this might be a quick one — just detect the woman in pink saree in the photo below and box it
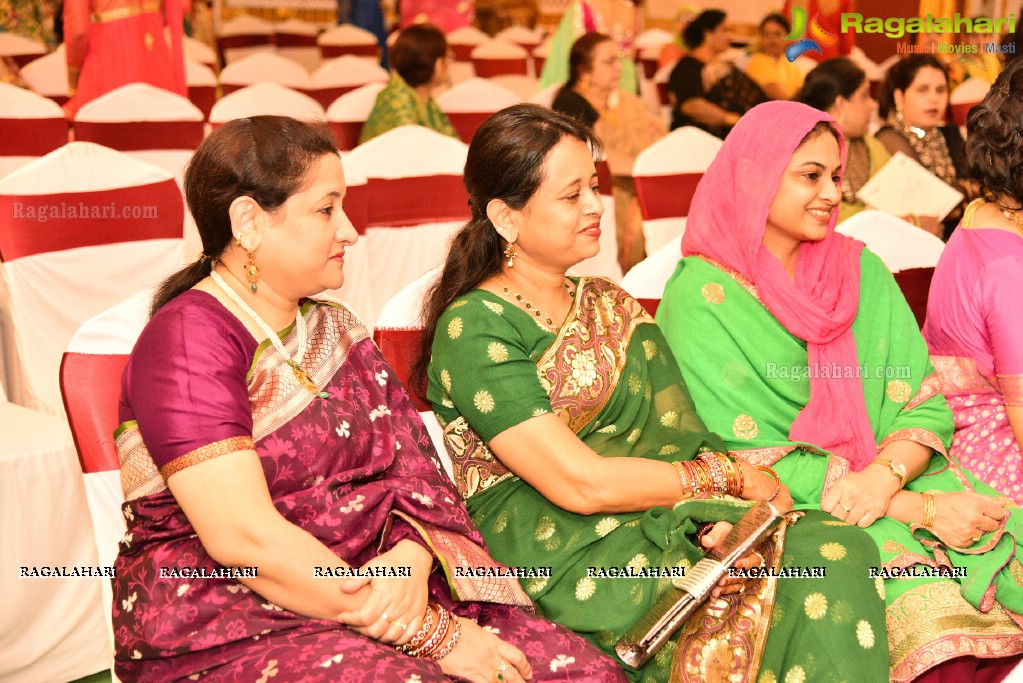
[111,116,625,683]
[924,59,1023,505]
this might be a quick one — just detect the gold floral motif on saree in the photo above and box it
[879,428,947,457]
[731,414,759,440]
[536,277,654,435]
[249,302,367,442]
[887,581,1023,682]
[886,380,913,403]
[695,256,764,306]
[444,416,515,500]
[671,513,801,682]
[701,282,725,304]
[906,372,943,411]
[931,355,999,395]
[382,510,533,609]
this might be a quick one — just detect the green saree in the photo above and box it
[428,276,889,683]
[658,251,1023,680]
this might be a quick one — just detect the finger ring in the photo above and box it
[382,612,408,630]
[494,661,510,681]
[841,504,851,514]
[971,536,981,544]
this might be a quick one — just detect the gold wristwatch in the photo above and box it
[872,458,907,488]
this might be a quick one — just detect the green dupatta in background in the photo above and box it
[659,251,1023,680]
[428,277,888,683]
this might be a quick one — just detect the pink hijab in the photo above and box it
[682,101,875,470]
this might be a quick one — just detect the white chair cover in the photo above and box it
[493,25,541,51]
[327,82,386,150]
[530,80,562,107]
[0,82,67,180]
[0,142,186,416]
[950,77,991,127]
[374,266,451,480]
[632,28,674,51]
[274,17,322,71]
[836,209,945,271]
[217,14,275,64]
[318,23,380,59]
[0,32,46,67]
[344,126,469,328]
[210,83,326,125]
[436,77,521,143]
[446,24,489,62]
[470,39,530,77]
[620,234,682,301]
[183,35,217,67]
[315,173,374,325]
[309,55,388,110]
[632,126,721,255]
[219,51,312,94]
[20,44,69,105]
[487,74,538,100]
[0,399,108,683]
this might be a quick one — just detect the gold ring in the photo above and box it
[971,535,981,544]
[382,612,408,630]
[495,661,510,681]
[841,504,851,514]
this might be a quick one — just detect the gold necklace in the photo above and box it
[501,277,575,329]
[994,198,1023,237]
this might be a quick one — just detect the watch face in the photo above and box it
[892,462,907,478]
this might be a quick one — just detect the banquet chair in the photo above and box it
[532,39,550,78]
[326,82,385,150]
[217,14,274,65]
[373,267,452,480]
[470,39,530,78]
[446,24,489,62]
[0,390,109,682]
[309,55,388,110]
[72,83,205,181]
[314,173,374,328]
[950,77,991,129]
[436,77,521,143]
[19,44,69,107]
[183,35,217,69]
[185,57,218,120]
[494,25,541,75]
[619,234,683,316]
[0,142,186,417]
[219,51,312,96]
[209,83,326,128]
[0,32,46,68]
[318,23,380,60]
[837,209,945,327]
[0,82,68,180]
[60,289,151,661]
[632,28,674,80]
[632,126,722,255]
[530,80,561,107]
[274,18,321,72]
[344,126,469,328]
[487,74,538,101]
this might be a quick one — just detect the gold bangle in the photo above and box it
[430,615,462,660]
[922,492,936,529]
[754,466,782,502]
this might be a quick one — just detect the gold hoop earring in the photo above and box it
[244,248,260,292]
[504,242,518,268]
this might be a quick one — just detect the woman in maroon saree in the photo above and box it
[111,116,624,683]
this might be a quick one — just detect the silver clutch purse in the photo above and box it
[614,500,784,669]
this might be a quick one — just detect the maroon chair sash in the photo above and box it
[320,44,378,59]
[596,160,612,195]
[0,179,184,260]
[217,33,271,64]
[329,120,364,152]
[11,53,45,68]
[73,120,205,151]
[445,111,491,144]
[273,33,318,48]
[60,352,129,473]
[534,55,546,74]
[656,81,669,106]
[354,175,470,229]
[471,58,528,77]
[373,328,429,411]
[950,102,977,128]
[637,298,660,317]
[638,56,658,80]
[343,181,369,234]
[310,85,359,109]
[450,43,475,62]
[892,267,935,329]
[0,117,68,156]
[188,85,216,120]
[633,172,704,220]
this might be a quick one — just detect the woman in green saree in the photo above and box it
[657,100,1023,681]
[411,103,890,683]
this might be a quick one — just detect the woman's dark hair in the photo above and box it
[566,32,613,88]
[684,9,726,49]
[877,54,949,118]
[410,104,603,400]
[759,12,789,34]
[798,119,841,148]
[798,57,867,112]
[391,23,447,87]
[150,116,338,316]
[966,57,1023,205]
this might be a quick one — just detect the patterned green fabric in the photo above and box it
[359,72,458,144]
[428,277,889,683]
[658,251,1023,680]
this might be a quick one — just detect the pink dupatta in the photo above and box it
[681,101,876,470]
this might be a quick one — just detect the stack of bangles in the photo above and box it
[396,603,462,660]
[921,492,936,529]
[671,454,782,502]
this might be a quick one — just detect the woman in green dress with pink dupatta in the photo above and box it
[657,100,1023,682]
[413,103,890,683]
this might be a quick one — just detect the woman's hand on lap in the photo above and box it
[821,469,899,527]
[438,618,532,682]
[929,491,1007,548]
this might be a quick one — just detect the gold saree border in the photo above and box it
[116,422,167,501]
[444,416,517,500]
[536,277,654,435]
[906,372,943,411]
[999,374,1023,407]
[383,510,533,609]
[161,436,255,479]
[887,581,1023,682]
[879,428,948,457]
[931,355,998,396]
[670,513,800,682]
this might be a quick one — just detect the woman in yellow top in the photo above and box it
[745,13,805,100]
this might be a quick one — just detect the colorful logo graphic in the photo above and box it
[785,7,839,61]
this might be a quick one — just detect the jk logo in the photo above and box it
[785,7,839,61]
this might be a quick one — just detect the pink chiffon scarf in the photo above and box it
[681,101,876,470]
